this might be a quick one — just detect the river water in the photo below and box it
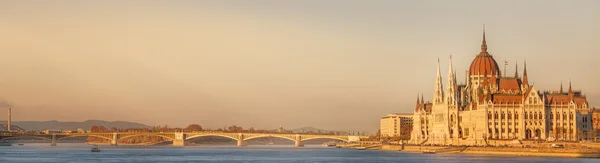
[0,143,597,163]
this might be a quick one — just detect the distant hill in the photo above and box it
[0,120,151,131]
[0,124,25,131]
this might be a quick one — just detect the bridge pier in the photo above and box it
[173,132,186,146]
[111,132,119,146]
[50,134,57,146]
[237,133,247,147]
[295,134,304,147]
[237,140,247,147]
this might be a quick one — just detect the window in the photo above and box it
[550,112,553,119]
[525,112,528,119]
[530,112,534,119]
[539,112,543,119]
[534,112,538,120]
[515,112,519,119]
[495,112,498,119]
[569,112,574,119]
[488,112,492,120]
[508,112,512,119]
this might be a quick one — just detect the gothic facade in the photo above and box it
[409,28,594,146]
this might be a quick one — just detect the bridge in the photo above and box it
[0,132,366,147]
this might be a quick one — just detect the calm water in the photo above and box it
[0,143,597,163]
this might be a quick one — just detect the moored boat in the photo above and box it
[0,140,12,146]
[91,145,101,152]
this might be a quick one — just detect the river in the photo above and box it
[0,143,596,163]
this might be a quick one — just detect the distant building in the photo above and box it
[380,113,413,140]
[76,128,86,133]
[43,130,61,134]
[276,125,285,133]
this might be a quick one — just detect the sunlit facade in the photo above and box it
[409,28,594,146]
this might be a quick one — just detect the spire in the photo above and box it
[560,82,563,94]
[434,58,444,104]
[446,55,457,105]
[465,69,470,86]
[421,94,425,104]
[417,94,420,104]
[522,61,529,86]
[480,24,488,53]
[568,80,573,94]
[514,61,519,78]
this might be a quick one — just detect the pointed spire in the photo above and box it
[446,55,457,105]
[522,61,529,86]
[465,69,470,86]
[560,82,563,94]
[568,80,573,94]
[514,61,519,78]
[434,58,444,104]
[421,94,425,104]
[480,24,488,53]
[417,94,420,104]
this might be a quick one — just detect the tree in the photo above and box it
[185,124,203,132]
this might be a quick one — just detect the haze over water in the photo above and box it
[0,144,597,163]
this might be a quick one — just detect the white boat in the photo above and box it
[322,141,337,147]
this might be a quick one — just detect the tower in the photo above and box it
[434,58,444,104]
[522,61,529,89]
[7,108,11,132]
[446,56,457,105]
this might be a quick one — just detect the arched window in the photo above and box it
[530,112,533,120]
[550,112,553,119]
[563,112,566,119]
[515,112,519,119]
[539,112,543,119]
[508,112,512,120]
[525,112,528,119]
[501,112,505,119]
[495,112,498,119]
[534,112,538,120]
[488,112,492,120]
[569,112,574,119]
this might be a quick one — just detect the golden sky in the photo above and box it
[0,0,598,132]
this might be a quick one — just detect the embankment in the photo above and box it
[381,145,600,158]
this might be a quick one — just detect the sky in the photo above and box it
[0,0,598,132]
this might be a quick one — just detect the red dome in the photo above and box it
[469,52,500,76]
[469,29,500,76]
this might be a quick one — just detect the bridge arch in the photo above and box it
[301,137,348,142]
[243,135,296,142]
[185,134,239,141]
[58,135,113,141]
[119,134,176,141]
[0,135,52,141]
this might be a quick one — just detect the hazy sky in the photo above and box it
[0,0,598,132]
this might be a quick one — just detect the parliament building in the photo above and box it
[409,28,594,146]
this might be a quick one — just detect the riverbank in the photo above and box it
[380,145,600,158]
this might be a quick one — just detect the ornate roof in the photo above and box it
[469,27,501,76]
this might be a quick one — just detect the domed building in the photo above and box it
[410,27,594,146]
